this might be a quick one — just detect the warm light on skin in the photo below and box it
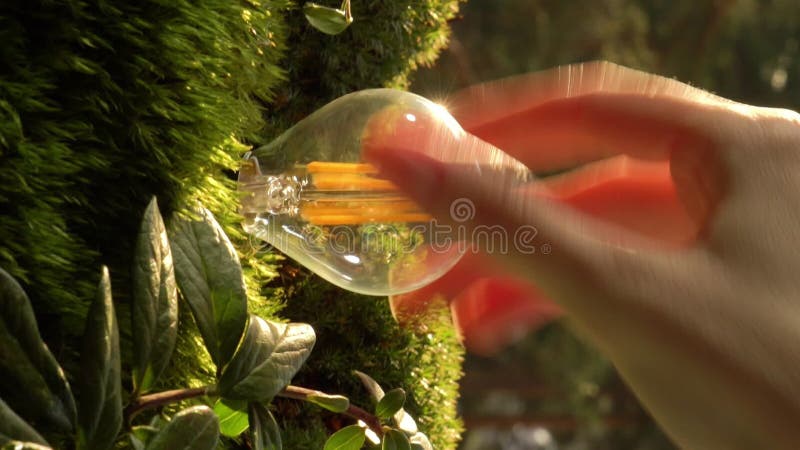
[373,62,800,449]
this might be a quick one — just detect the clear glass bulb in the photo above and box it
[238,89,531,296]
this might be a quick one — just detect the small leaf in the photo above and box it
[307,393,350,413]
[323,425,365,450]
[218,315,315,401]
[382,429,411,450]
[409,433,433,450]
[394,411,419,435]
[0,268,76,431]
[375,389,405,420]
[0,442,52,450]
[249,402,282,450]
[212,399,249,437]
[353,370,385,402]
[169,208,248,368]
[146,406,219,450]
[303,0,353,35]
[0,398,48,446]
[354,371,417,434]
[132,197,178,394]
[77,267,122,450]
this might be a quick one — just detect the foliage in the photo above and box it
[261,0,463,140]
[131,199,178,395]
[144,406,220,450]
[0,269,76,433]
[77,267,121,450]
[0,201,451,449]
[304,0,354,36]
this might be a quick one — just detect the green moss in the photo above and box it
[260,0,463,140]
[0,0,291,337]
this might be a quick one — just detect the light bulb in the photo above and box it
[238,89,531,296]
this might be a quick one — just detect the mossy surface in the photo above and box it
[0,0,292,339]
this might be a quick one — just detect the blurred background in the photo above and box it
[410,0,800,448]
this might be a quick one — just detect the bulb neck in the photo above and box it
[239,152,306,217]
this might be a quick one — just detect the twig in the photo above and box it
[278,385,384,438]
[125,386,213,421]
[124,383,383,439]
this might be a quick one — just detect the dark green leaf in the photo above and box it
[303,1,353,35]
[323,425,365,450]
[169,208,248,368]
[375,389,405,420]
[77,267,122,450]
[307,393,350,413]
[0,442,52,450]
[146,406,219,450]
[0,268,76,431]
[0,398,47,446]
[132,197,178,394]
[212,399,249,437]
[249,402,282,450]
[382,429,411,450]
[218,315,315,401]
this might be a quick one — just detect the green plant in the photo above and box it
[0,198,436,450]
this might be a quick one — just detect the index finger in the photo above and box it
[445,61,732,171]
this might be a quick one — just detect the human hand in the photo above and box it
[363,62,800,449]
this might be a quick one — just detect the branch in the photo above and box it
[125,386,213,421]
[278,385,383,438]
[123,383,384,439]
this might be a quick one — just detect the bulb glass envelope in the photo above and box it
[238,89,467,295]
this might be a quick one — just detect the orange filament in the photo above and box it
[303,213,433,226]
[311,173,398,191]
[300,162,431,225]
[306,161,379,174]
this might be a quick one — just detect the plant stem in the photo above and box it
[124,384,383,438]
[125,386,213,421]
[278,385,384,438]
